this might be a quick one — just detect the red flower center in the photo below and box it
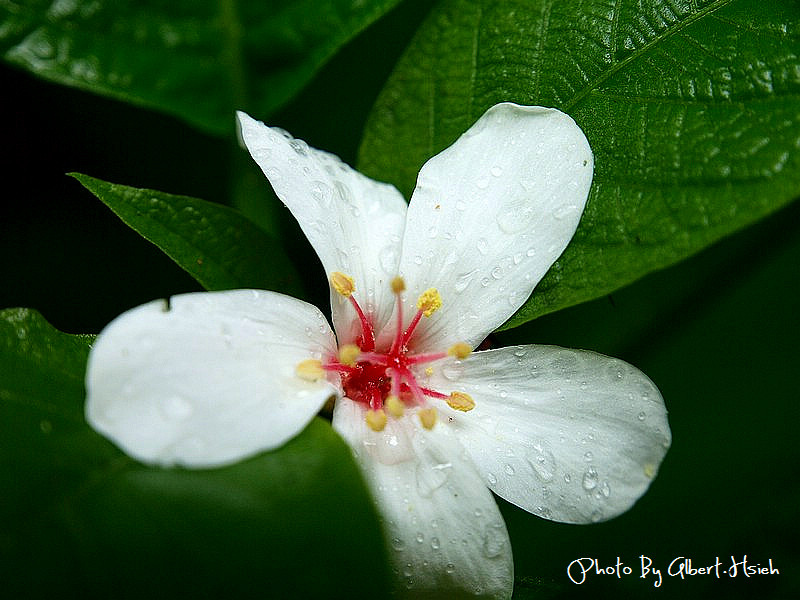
[296,273,475,431]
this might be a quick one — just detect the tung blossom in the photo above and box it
[86,103,671,598]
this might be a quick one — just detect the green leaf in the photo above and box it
[1,0,403,135]
[0,308,391,597]
[358,0,800,328]
[72,173,303,297]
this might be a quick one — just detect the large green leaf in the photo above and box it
[1,0,402,135]
[0,308,390,597]
[358,0,800,328]
[73,173,303,297]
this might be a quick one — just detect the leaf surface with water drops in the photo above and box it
[1,0,403,135]
[358,0,800,328]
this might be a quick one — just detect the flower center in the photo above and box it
[296,273,475,431]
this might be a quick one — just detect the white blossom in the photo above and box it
[86,103,670,598]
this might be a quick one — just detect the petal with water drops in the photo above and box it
[86,290,338,467]
[428,345,670,523]
[397,103,593,351]
[333,397,513,599]
[238,111,408,342]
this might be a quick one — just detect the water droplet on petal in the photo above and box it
[290,139,309,156]
[430,537,440,550]
[441,363,464,381]
[600,480,611,498]
[476,177,490,189]
[311,180,332,207]
[482,523,506,558]
[391,537,406,551]
[454,269,478,293]
[582,467,599,491]
[526,444,556,482]
[637,411,646,421]
[490,165,503,177]
[445,563,455,574]
[503,463,515,476]
[415,461,452,497]
[476,238,489,255]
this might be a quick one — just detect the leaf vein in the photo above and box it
[564,0,735,112]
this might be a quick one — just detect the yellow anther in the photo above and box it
[417,288,442,317]
[391,276,406,294]
[338,344,361,366]
[385,395,405,418]
[418,407,437,430]
[366,409,387,432]
[296,359,324,382]
[447,391,475,412]
[330,272,355,297]
[447,342,472,360]
[425,366,434,377]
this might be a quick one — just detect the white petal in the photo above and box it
[333,398,513,599]
[396,103,593,350]
[237,111,408,342]
[428,345,670,523]
[86,290,338,468]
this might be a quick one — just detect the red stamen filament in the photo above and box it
[397,366,428,405]
[390,291,405,354]
[420,386,448,400]
[407,351,448,365]
[348,295,375,351]
[322,363,357,375]
[401,310,424,348]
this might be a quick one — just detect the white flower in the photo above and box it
[86,103,670,599]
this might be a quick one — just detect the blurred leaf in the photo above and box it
[1,0,403,135]
[72,173,303,297]
[0,308,390,598]
[358,0,800,329]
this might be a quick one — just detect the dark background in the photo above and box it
[1,2,798,597]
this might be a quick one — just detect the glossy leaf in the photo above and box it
[72,173,303,296]
[1,0,402,135]
[0,308,390,598]
[358,0,800,328]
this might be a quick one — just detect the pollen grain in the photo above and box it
[330,272,356,297]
